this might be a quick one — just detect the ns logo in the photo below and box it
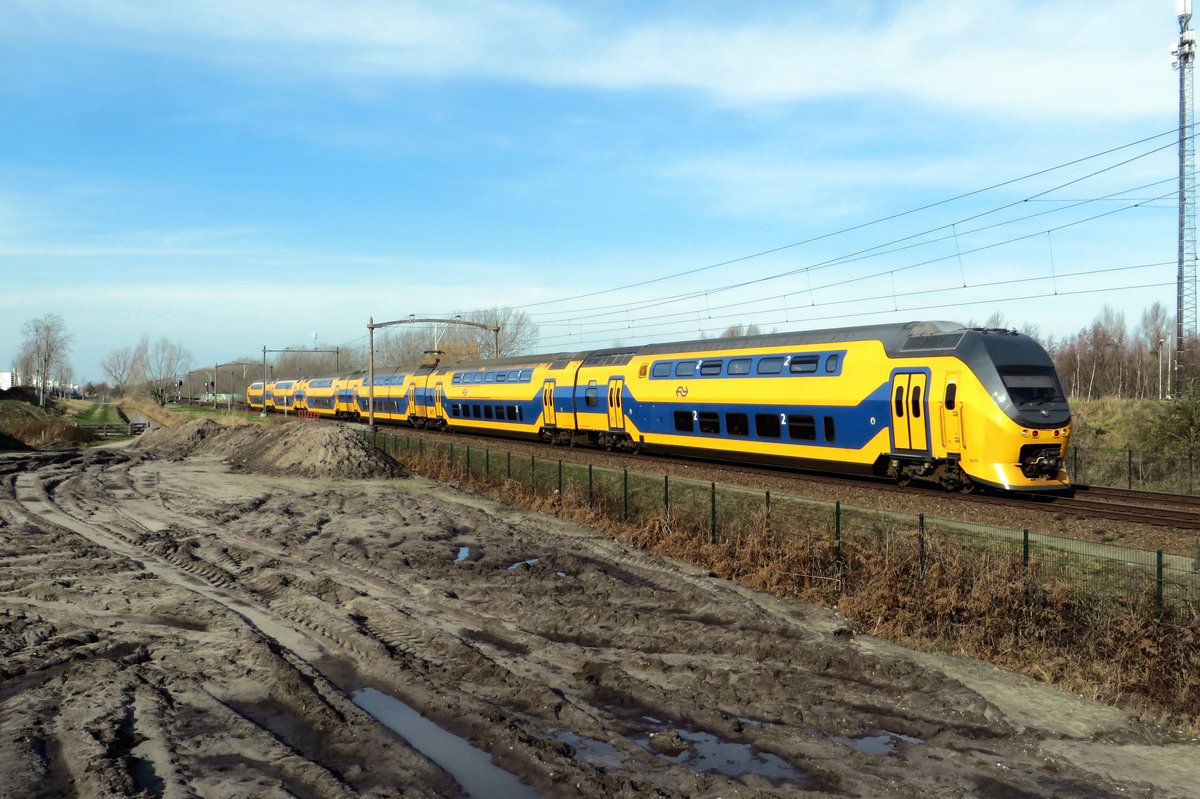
[675,386,689,398]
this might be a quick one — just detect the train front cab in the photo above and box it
[886,327,1070,492]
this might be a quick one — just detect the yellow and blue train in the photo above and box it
[247,321,1071,492]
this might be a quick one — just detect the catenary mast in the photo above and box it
[1173,0,1197,396]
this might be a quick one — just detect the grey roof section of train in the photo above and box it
[594,320,968,360]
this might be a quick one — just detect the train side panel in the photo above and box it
[616,341,893,474]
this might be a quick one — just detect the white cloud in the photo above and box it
[7,0,1171,120]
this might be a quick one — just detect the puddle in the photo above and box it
[352,688,539,799]
[455,547,470,562]
[554,731,624,768]
[609,703,812,785]
[508,558,539,570]
[840,730,926,755]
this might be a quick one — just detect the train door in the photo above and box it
[406,384,416,419]
[542,380,557,427]
[433,383,445,421]
[890,371,930,452]
[940,373,962,452]
[607,378,625,430]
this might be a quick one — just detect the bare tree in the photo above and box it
[720,323,764,338]
[101,343,146,397]
[19,314,72,406]
[458,308,539,358]
[141,337,192,407]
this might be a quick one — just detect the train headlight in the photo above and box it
[1032,430,1039,438]
[1021,430,1029,437]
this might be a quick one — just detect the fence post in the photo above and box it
[1128,447,1133,490]
[419,437,424,455]
[1022,529,1030,567]
[486,448,490,479]
[588,464,593,507]
[466,445,471,476]
[507,451,512,479]
[531,454,536,488]
[663,475,669,514]
[834,500,842,569]
[558,459,563,496]
[623,469,629,521]
[710,482,717,544]
[1156,549,1164,617]
[918,513,926,577]
[765,489,770,519]
[449,442,454,467]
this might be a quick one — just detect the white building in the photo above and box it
[0,372,12,392]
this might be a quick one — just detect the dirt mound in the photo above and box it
[135,418,406,479]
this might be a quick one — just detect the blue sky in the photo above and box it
[0,0,1187,382]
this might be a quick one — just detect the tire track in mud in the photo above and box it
[1,453,467,799]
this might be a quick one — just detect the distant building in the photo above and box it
[0,372,11,392]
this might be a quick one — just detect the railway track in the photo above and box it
[228,409,1200,533]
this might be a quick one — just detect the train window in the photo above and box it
[639,364,648,378]
[825,354,840,373]
[700,360,723,376]
[487,372,498,382]
[945,383,957,410]
[787,415,817,441]
[675,361,697,377]
[698,411,720,434]
[911,386,922,418]
[790,355,819,374]
[725,412,750,436]
[652,362,672,378]
[507,406,518,421]
[824,416,836,442]
[585,387,599,407]
[495,404,505,418]
[757,356,784,375]
[727,359,751,375]
[520,369,533,382]
[484,406,493,419]
[450,403,459,416]
[496,372,507,383]
[755,413,782,438]
[516,406,524,420]
[894,386,905,417]
[452,375,460,384]
[509,370,520,381]
[997,365,1066,406]
[472,404,482,418]
[674,411,694,432]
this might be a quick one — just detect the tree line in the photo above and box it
[9,309,538,408]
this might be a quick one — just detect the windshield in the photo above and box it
[997,366,1066,406]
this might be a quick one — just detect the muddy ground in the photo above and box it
[0,420,1196,798]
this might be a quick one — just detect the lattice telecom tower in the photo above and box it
[1173,0,1197,393]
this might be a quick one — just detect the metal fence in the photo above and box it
[1069,446,1198,494]
[365,429,1200,618]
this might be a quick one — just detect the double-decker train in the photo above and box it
[247,321,1071,492]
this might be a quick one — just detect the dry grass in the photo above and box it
[389,435,1200,726]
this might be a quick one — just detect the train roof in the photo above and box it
[625,321,968,358]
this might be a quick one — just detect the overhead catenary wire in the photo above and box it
[460,126,1185,318]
